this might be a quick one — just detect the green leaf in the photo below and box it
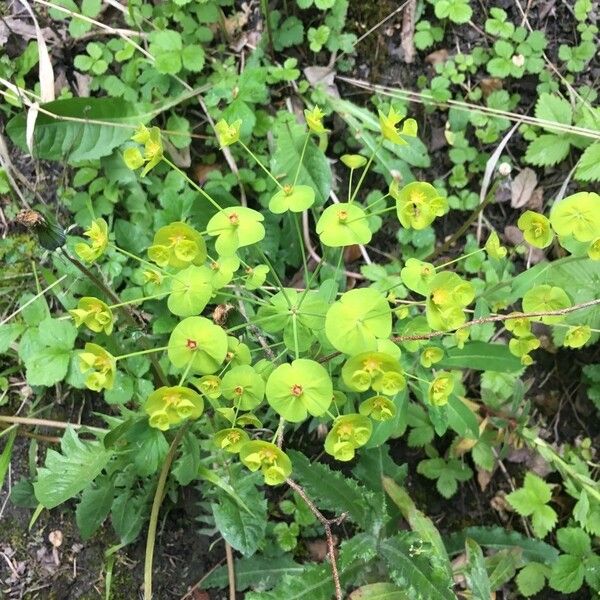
[348,583,408,599]
[111,490,146,544]
[0,430,17,492]
[465,539,492,600]
[575,142,600,182]
[439,342,522,372]
[535,93,572,129]
[0,324,25,353]
[34,427,113,508]
[181,44,205,72]
[76,478,114,539]
[203,555,304,591]
[556,527,591,557]
[7,97,148,162]
[446,394,479,439]
[211,474,267,556]
[549,555,585,593]
[516,562,548,597]
[271,119,331,204]
[167,265,213,317]
[288,450,374,528]
[417,458,472,499]
[525,134,570,166]
[445,526,560,563]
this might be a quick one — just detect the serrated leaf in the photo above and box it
[288,450,373,528]
[211,474,267,556]
[549,555,585,593]
[34,427,113,508]
[465,539,492,600]
[76,478,114,539]
[439,342,523,373]
[348,583,407,599]
[516,562,548,597]
[575,142,600,182]
[446,395,479,439]
[6,97,149,162]
[525,134,570,166]
[535,93,572,129]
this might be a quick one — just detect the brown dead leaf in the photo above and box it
[343,244,362,264]
[527,186,544,210]
[490,490,510,521]
[193,163,219,185]
[425,49,449,65]
[511,168,538,208]
[304,66,339,98]
[477,468,492,491]
[507,446,552,477]
[190,591,210,600]
[306,538,329,562]
[224,6,250,38]
[480,77,503,97]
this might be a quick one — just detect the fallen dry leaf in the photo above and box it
[425,49,449,65]
[48,531,62,548]
[477,468,493,491]
[527,186,544,211]
[304,66,339,98]
[511,167,538,208]
[480,77,503,97]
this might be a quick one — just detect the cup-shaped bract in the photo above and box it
[167,265,213,317]
[148,221,207,270]
[316,203,372,247]
[428,371,454,406]
[222,365,265,411]
[240,440,292,485]
[359,395,396,421]
[550,192,600,243]
[269,185,315,214]
[69,297,114,335]
[78,343,116,391]
[517,211,554,249]
[401,258,436,296]
[207,207,265,256]
[324,414,372,461]
[392,181,447,230]
[214,428,250,453]
[75,218,109,264]
[145,385,204,430]
[266,359,333,422]
[522,284,571,324]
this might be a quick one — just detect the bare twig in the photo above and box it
[224,542,236,600]
[0,414,106,433]
[286,478,346,600]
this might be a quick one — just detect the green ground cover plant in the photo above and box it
[0,0,599,598]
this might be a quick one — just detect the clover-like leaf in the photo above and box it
[168,316,228,374]
[221,365,265,411]
[239,440,292,485]
[401,257,436,296]
[392,181,447,230]
[325,288,392,355]
[269,184,315,214]
[550,192,600,243]
[167,265,213,317]
[265,359,333,422]
[324,414,372,461]
[522,285,571,324]
[316,202,372,247]
[518,211,554,249]
[207,207,265,256]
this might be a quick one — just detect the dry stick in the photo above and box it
[144,424,189,600]
[0,414,106,433]
[224,542,236,600]
[286,478,346,600]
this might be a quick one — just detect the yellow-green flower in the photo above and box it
[392,181,447,230]
[215,119,241,147]
[192,375,222,399]
[145,386,204,430]
[340,154,367,169]
[550,192,600,242]
[304,105,327,134]
[147,221,207,269]
[564,325,591,349]
[214,428,250,453]
[324,414,372,461]
[341,352,405,395]
[588,238,600,260]
[420,346,444,368]
[426,271,475,331]
[505,314,532,338]
[240,440,292,485]
[75,218,109,264]
[428,371,454,406]
[123,147,145,170]
[517,210,553,249]
[359,395,396,421]
[485,231,507,259]
[378,107,417,144]
[509,336,540,363]
[69,297,114,335]
[78,343,116,391]
[127,125,163,176]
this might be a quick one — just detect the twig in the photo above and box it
[286,478,346,600]
[0,414,106,433]
[144,424,189,600]
[224,542,236,600]
[235,287,275,360]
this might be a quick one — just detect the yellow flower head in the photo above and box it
[75,218,109,264]
[304,106,327,134]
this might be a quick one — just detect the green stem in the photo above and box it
[116,346,169,361]
[293,133,310,187]
[109,292,169,309]
[178,354,196,386]
[257,249,291,307]
[292,314,300,360]
[349,139,382,203]
[144,424,189,600]
[238,141,284,190]
[347,168,354,203]
[162,157,223,211]
[435,247,485,270]
[292,213,308,286]
[111,245,170,275]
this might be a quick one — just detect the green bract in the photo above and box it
[147,221,207,269]
[225,337,252,367]
[588,238,600,260]
[75,218,109,263]
[392,181,447,230]
[359,395,396,421]
[304,105,327,134]
[509,336,540,365]
[128,125,163,176]
[269,184,315,214]
[522,285,572,324]
[239,440,292,485]
[206,207,265,256]
[341,352,405,395]
[518,210,554,248]
[401,257,436,296]
[221,365,265,411]
[426,272,475,331]
[78,343,116,391]
[210,256,240,288]
[505,314,532,338]
[563,325,591,349]
[420,346,444,368]
[192,375,221,399]
[145,386,203,430]
[168,265,213,317]
[69,297,114,335]
[316,203,372,247]
[265,359,333,422]
[325,288,392,355]
[378,107,417,144]
[214,428,249,453]
[428,371,454,406]
[324,414,372,461]
[550,192,600,242]
[340,154,367,169]
[167,316,228,374]
[244,264,269,290]
[215,119,241,147]
[485,231,508,259]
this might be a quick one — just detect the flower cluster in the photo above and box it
[342,352,406,396]
[69,297,114,335]
[123,125,163,176]
[75,218,109,264]
[145,386,204,431]
[78,343,116,391]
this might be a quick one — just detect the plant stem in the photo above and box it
[292,213,308,285]
[0,414,107,434]
[293,133,310,187]
[349,139,381,203]
[238,141,284,190]
[111,245,170,275]
[162,157,223,211]
[116,346,169,361]
[435,247,485,270]
[109,291,169,309]
[144,424,189,600]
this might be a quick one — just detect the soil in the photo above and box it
[1,1,599,599]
